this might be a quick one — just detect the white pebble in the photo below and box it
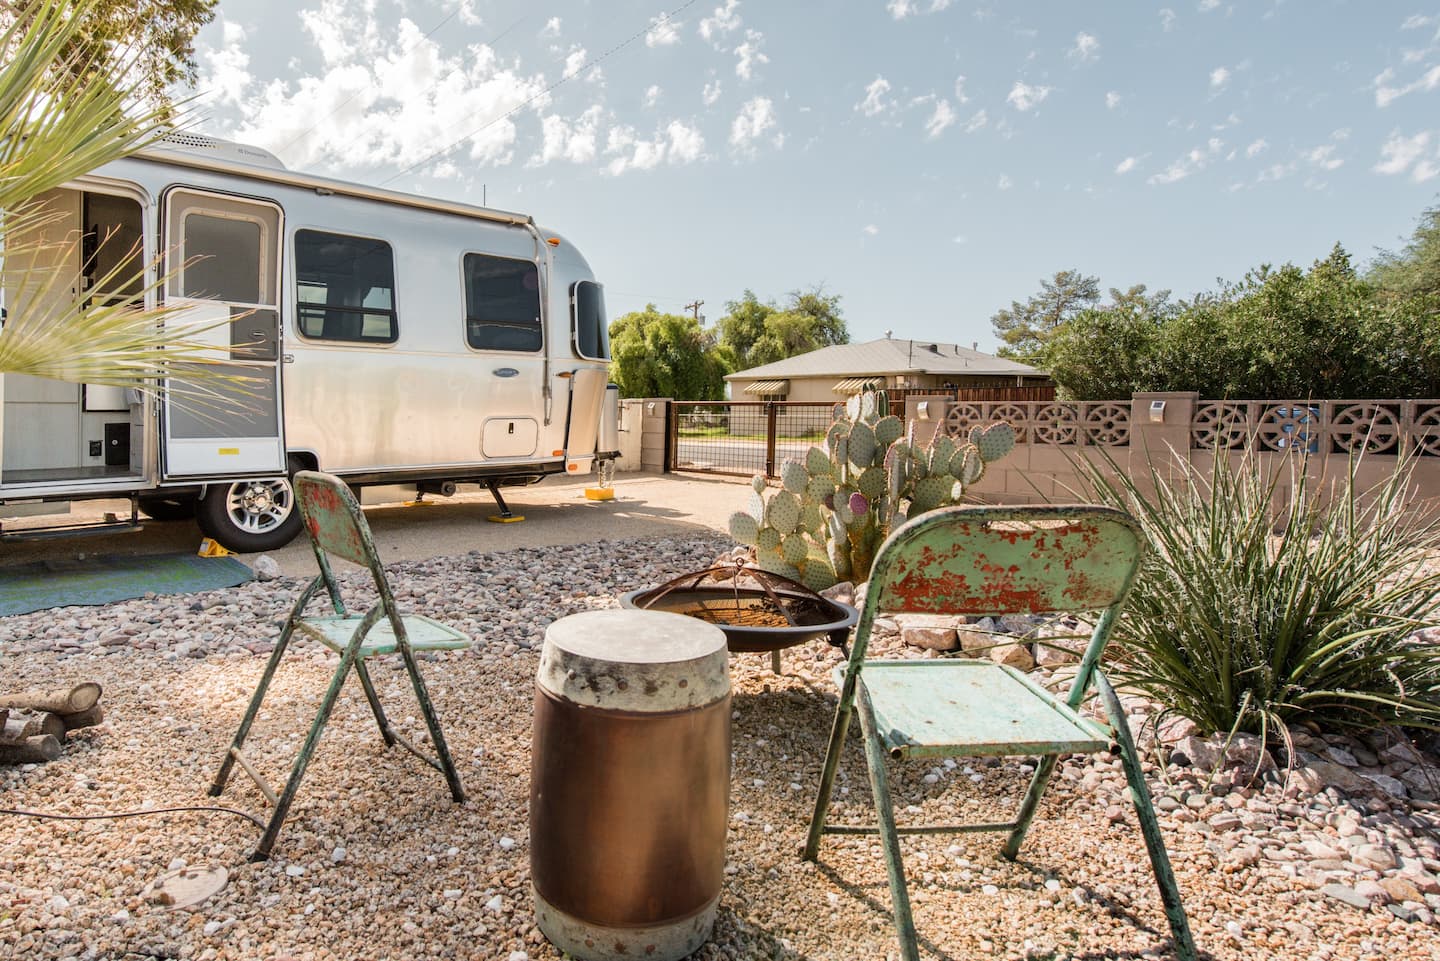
[444,889,463,899]
[331,846,347,863]
[981,884,999,895]
[285,865,305,877]
[498,837,516,850]
[508,952,529,961]
[485,894,504,912]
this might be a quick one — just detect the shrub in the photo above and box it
[1079,446,1440,738]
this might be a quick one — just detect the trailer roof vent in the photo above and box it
[157,132,286,169]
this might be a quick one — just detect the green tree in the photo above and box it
[990,269,1100,366]
[2,0,217,109]
[1370,202,1440,300]
[608,305,729,399]
[715,286,849,371]
[0,0,236,388]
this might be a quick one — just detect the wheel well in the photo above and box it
[288,451,319,473]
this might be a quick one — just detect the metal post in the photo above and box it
[765,402,778,478]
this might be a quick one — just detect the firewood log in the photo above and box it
[61,705,104,732]
[0,733,61,763]
[0,683,102,714]
[4,711,65,741]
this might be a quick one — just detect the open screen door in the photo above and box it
[160,189,286,479]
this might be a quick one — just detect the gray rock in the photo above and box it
[1359,773,1409,798]
[1320,883,1373,910]
[1354,843,1399,872]
[252,555,282,581]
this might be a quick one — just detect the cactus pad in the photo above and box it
[782,533,809,566]
[975,421,1016,462]
[857,465,886,500]
[766,489,801,534]
[781,460,808,493]
[847,420,876,467]
[751,474,767,494]
[874,415,903,447]
[728,511,759,545]
[806,446,833,477]
[757,525,782,551]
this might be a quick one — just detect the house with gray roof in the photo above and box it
[725,336,1049,403]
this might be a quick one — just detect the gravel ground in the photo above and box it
[2,533,1440,961]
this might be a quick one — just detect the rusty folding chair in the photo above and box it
[209,470,468,861]
[803,504,1196,961]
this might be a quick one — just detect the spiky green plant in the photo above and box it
[0,0,240,392]
[727,388,1016,590]
[1078,446,1440,737]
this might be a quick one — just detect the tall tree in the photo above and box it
[1370,201,1440,300]
[1,0,216,109]
[608,305,729,399]
[715,286,849,371]
[990,269,1100,366]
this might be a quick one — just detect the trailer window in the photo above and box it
[463,254,541,352]
[295,230,398,343]
[572,281,608,360]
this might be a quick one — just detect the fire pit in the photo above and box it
[620,562,858,657]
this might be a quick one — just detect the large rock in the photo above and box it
[1170,733,1275,775]
[252,555,282,581]
[989,642,1035,672]
[901,625,959,652]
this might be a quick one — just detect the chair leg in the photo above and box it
[396,645,465,803]
[1096,673,1198,961]
[804,673,860,861]
[1001,753,1060,860]
[353,659,396,747]
[209,620,297,797]
[251,645,360,861]
[855,684,920,961]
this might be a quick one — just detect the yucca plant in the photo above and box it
[0,0,239,391]
[1077,445,1440,739]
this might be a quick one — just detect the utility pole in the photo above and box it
[684,299,705,324]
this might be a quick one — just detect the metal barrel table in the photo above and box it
[531,609,731,961]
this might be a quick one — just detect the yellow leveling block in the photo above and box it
[197,538,235,557]
[487,514,525,523]
[584,488,615,501]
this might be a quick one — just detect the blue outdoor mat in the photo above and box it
[0,553,254,617]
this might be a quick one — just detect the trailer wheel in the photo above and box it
[137,494,198,522]
[196,474,302,553]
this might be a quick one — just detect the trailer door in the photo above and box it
[159,189,286,479]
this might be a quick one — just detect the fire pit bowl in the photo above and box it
[620,563,858,654]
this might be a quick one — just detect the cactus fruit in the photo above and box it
[728,511,759,545]
[730,387,1014,590]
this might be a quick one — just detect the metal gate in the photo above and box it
[669,401,836,478]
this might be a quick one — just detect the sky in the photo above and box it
[189,1,1440,353]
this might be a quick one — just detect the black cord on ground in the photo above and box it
[0,804,266,831]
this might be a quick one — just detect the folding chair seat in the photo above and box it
[804,505,1196,961]
[209,470,468,861]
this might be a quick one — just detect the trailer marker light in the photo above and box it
[218,448,239,455]
[552,450,565,456]
[546,237,560,246]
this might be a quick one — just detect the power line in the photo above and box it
[380,0,702,186]
[274,9,529,156]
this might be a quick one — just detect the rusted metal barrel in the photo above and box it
[531,609,730,961]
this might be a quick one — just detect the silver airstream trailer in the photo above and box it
[0,134,616,552]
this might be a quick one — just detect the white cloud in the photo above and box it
[1148,137,1225,185]
[1070,32,1100,62]
[1402,14,1435,30]
[643,85,662,108]
[1160,8,1177,31]
[1115,156,1138,174]
[997,174,1012,190]
[603,119,707,175]
[1374,64,1440,108]
[541,16,561,37]
[857,76,895,117]
[1210,66,1230,89]
[703,79,723,106]
[731,96,780,152]
[886,0,916,18]
[952,234,968,244]
[1374,130,1439,181]
[646,14,682,47]
[562,46,597,83]
[1306,143,1343,171]
[531,106,602,166]
[863,223,879,235]
[1198,0,1220,11]
[1245,137,1268,158]
[210,1,552,175]
[954,75,969,103]
[963,108,988,132]
[457,1,484,27]
[700,0,741,44]
[198,19,252,107]
[925,99,956,138]
[735,30,768,81]
[1006,81,1052,111]
[1105,90,1121,110]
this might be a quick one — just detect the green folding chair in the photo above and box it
[803,504,1196,961]
[209,470,469,861]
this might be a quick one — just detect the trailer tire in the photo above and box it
[137,495,198,522]
[196,472,302,553]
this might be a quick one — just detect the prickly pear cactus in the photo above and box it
[734,387,1017,590]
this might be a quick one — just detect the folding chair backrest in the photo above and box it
[295,471,374,568]
[856,504,1144,706]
